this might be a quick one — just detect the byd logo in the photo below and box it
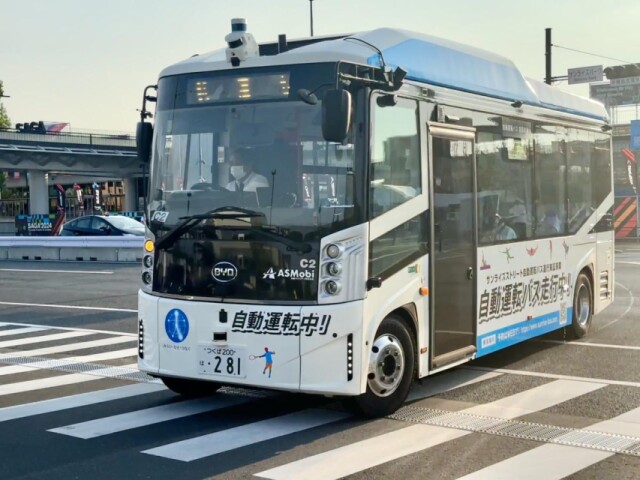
[211,262,238,283]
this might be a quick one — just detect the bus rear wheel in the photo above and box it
[160,376,221,397]
[347,315,415,418]
[571,272,593,339]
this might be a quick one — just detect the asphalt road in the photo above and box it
[0,243,638,480]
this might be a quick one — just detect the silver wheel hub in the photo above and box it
[576,284,591,327]
[367,333,405,397]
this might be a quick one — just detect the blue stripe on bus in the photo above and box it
[476,307,573,357]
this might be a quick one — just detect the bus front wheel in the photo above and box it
[571,272,593,338]
[160,376,221,397]
[347,315,415,418]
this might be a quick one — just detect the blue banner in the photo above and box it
[631,120,640,150]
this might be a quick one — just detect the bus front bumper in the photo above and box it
[137,290,365,396]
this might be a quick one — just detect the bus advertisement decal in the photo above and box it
[231,310,331,336]
[477,308,572,356]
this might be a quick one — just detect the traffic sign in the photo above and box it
[568,65,603,85]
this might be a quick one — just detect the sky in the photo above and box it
[1,0,638,133]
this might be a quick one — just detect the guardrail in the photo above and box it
[0,237,143,263]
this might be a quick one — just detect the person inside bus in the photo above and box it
[538,209,562,235]
[225,148,269,192]
[493,214,517,241]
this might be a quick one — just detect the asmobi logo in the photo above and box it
[211,262,238,283]
[263,267,315,281]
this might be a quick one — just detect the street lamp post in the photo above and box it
[309,0,314,37]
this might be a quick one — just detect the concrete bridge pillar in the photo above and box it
[123,177,138,212]
[28,171,49,215]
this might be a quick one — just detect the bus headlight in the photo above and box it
[143,255,153,268]
[326,243,341,259]
[325,280,341,295]
[142,271,152,285]
[326,261,342,276]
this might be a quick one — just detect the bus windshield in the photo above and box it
[148,66,363,242]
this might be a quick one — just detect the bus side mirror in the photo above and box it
[136,122,153,163]
[322,89,352,143]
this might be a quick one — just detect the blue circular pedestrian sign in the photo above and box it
[165,308,189,343]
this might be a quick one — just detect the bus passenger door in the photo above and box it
[429,123,477,368]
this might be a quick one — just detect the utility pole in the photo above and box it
[545,28,552,85]
[309,0,314,37]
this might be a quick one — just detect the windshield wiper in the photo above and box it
[155,206,265,250]
[246,227,312,254]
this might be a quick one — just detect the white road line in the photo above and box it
[455,406,640,480]
[408,369,502,402]
[0,330,94,348]
[2,336,136,357]
[50,394,257,439]
[0,363,138,396]
[0,348,138,376]
[0,327,49,337]
[464,365,640,388]
[0,383,166,423]
[598,282,635,331]
[617,261,640,266]
[537,339,640,351]
[0,322,136,337]
[0,268,114,275]
[255,380,605,480]
[144,409,351,462]
[0,301,137,313]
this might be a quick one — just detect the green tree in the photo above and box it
[0,80,10,129]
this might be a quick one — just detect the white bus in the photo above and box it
[136,19,614,417]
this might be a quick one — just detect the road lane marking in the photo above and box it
[255,380,605,480]
[1,336,136,357]
[455,406,640,480]
[537,339,640,351]
[0,268,114,275]
[408,369,502,402]
[0,330,94,348]
[0,327,49,337]
[0,363,138,396]
[0,322,136,337]
[144,409,351,462]
[464,366,640,388]
[0,301,137,313]
[0,348,137,376]
[50,394,258,439]
[598,282,635,331]
[0,383,165,422]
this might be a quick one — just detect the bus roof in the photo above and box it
[160,27,609,123]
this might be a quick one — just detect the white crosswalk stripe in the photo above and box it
[0,383,165,422]
[49,393,259,439]
[9,335,136,357]
[455,406,640,480]
[0,348,137,376]
[143,409,351,462]
[0,327,49,337]
[0,363,138,396]
[254,380,606,480]
[0,330,94,348]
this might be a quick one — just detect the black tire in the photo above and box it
[346,315,416,418]
[160,376,221,397]
[571,272,593,339]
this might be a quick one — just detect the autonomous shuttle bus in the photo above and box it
[136,19,614,417]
